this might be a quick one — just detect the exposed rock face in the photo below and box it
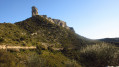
[31,6,75,32]
[32,6,38,16]
[41,15,67,27]
[40,15,75,32]
[41,15,55,23]
[52,19,67,27]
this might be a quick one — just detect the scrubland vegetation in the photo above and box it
[79,43,119,67]
[0,15,119,67]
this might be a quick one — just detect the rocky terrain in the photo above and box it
[32,6,75,32]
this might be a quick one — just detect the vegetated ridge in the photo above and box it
[99,38,119,46]
[15,15,94,49]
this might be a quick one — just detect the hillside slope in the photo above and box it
[0,15,94,67]
[99,38,119,46]
[0,23,30,46]
[15,15,94,48]
[1,15,116,67]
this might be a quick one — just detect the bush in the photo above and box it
[62,46,69,53]
[36,45,42,54]
[65,60,81,67]
[79,43,119,67]
[48,46,54,52]
[27,54,46,67]
[36,43,46,50]
[0,37,4,42]
[20,36,26,41]
[36,44,46,54]
[0,50,25,67]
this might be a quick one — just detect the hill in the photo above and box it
[99,38,119,46]
[0,6,119,67]
[0,15,119,67]
[0,15,95,67]
[15,15,94,49]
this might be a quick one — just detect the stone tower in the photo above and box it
[32,6,38,16]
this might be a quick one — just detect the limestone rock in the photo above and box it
[41,15,55,23]
[48,17,55,23]
[39,14,75,32]
[41,15,47,18]
[32,6,38,16]
[52,19,67,27]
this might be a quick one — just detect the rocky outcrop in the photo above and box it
[32,6,38,16]
[31,6,75,32]
[52,19,67,27]
[41,15,55,23]
[40,15,67,27]
[40,15,75,32]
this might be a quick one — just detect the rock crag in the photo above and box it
[40,15,75,32]
[32,6,38,16]
[32,6,75,32]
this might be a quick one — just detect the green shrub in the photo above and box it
[36,43,46,50]
[36,47,42,54]
[36,44,46,54]
[65,60,81,67]
[0,37,4,42]
[0,50,25,67]
[40,51,81,67]
[20,36,26,41]
[48,46,54,52]
[27,54,46,67]
[79,43,119,67]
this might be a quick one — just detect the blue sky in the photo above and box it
[0,0,119,39]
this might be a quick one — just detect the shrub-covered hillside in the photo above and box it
[99,38,119,46]
[2,15,115,67]
[0,23,31,46]
[0,15,119,67]
[15,15,94,48]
